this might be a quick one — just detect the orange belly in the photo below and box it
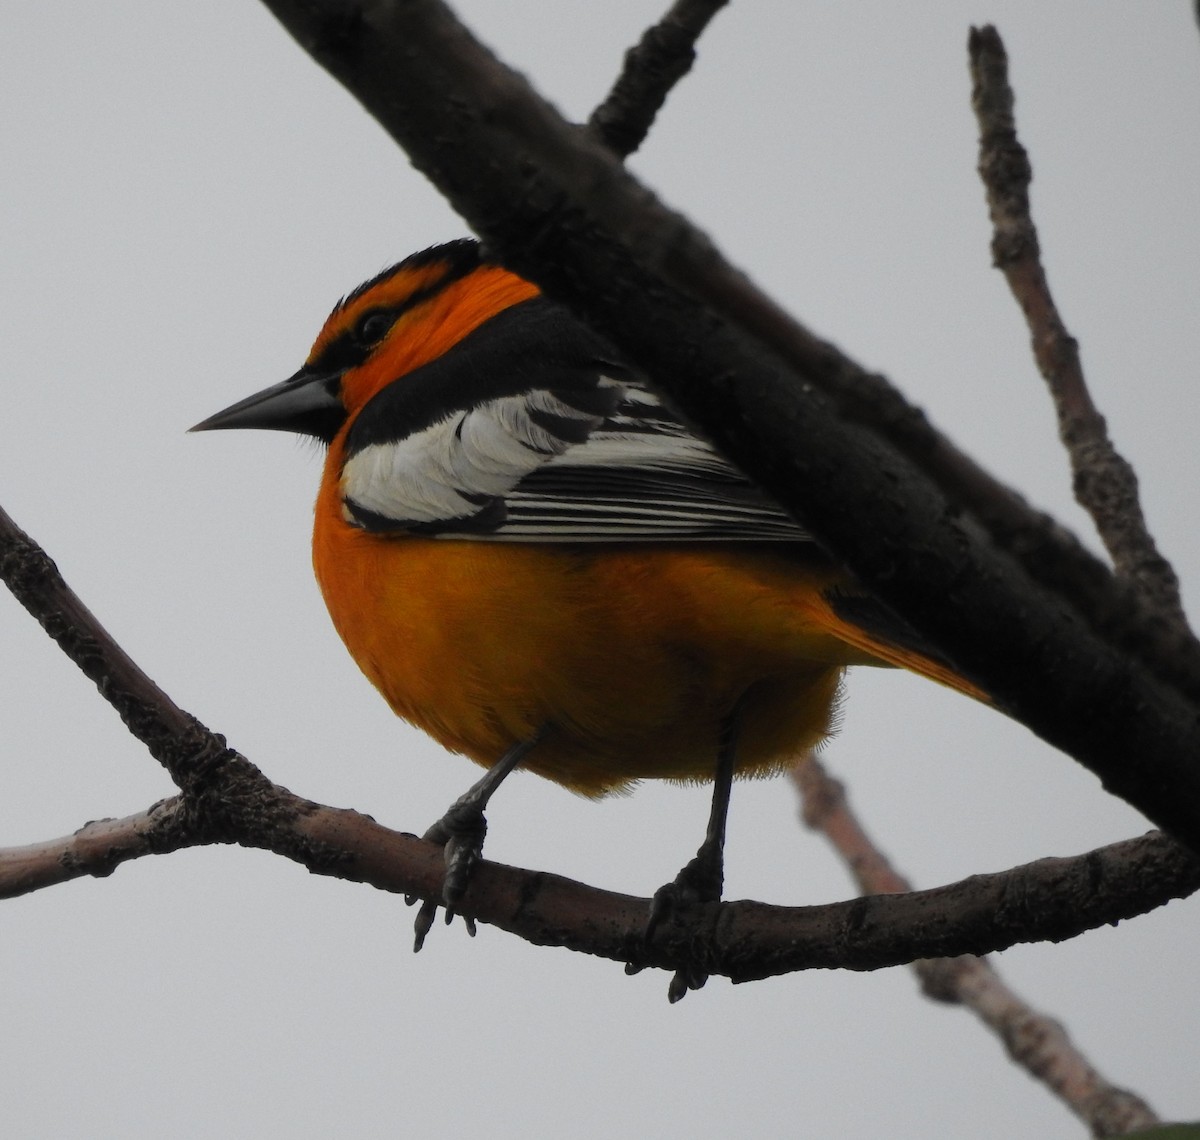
[313,479,876,795]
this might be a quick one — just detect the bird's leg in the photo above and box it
[645,702,743,1002]
[410,727,546,952]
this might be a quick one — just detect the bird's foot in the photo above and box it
[643,841,725,1002]
[408,794,489,952]
[405,731,546,952]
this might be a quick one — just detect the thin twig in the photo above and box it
[969,25,1186,631]
[587,0,727,158]
[793,756,1161,1137]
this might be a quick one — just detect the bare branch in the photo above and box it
[794,757,1161,1137]
[253,0,1200,853]
[4,497,1197,979]
[940,958,1161,1138]
[295,807,1200,984]
[0,504,237,794]
[969,25,1186,634]
[3,771,1196,987]
[587,0,727,158]
[0,800,197,899]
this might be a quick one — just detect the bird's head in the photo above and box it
[190,240,538,445]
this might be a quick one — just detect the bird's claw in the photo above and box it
[667,968,707,1004]
[642,846,725,1001]
[645,846,724,940]
[410,796,489,951]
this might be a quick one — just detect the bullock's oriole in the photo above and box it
[194,240,983,998]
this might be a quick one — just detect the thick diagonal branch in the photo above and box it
[256,0,1200,852]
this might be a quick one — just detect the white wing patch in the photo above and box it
[341,387,612,527]
[341,379,808,543]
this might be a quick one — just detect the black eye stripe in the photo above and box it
[310,258,481,375]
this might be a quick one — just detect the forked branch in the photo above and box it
[2,500,1197,979]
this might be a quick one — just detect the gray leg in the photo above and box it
[411,727,546,951]
[646,703,742,1001]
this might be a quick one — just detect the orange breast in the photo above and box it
[311,460,881,795]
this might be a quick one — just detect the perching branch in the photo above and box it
[1,759,1197,982]
[793,757,1161,1138]
[253,0,1200,853]
[969,26,1186,632]
[3,501,1197,980]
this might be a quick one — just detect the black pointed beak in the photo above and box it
[190,366,346,443]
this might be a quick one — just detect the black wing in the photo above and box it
[339,297,808,543]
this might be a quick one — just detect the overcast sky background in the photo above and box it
[2,3,1198,1137]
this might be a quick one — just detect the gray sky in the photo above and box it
[2,3,1198,1136]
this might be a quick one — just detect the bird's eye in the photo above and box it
[354,310,395,346]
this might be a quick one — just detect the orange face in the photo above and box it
[324,265,540,428]
[191,242,538,446]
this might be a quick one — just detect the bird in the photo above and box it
[193,238,984,999]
